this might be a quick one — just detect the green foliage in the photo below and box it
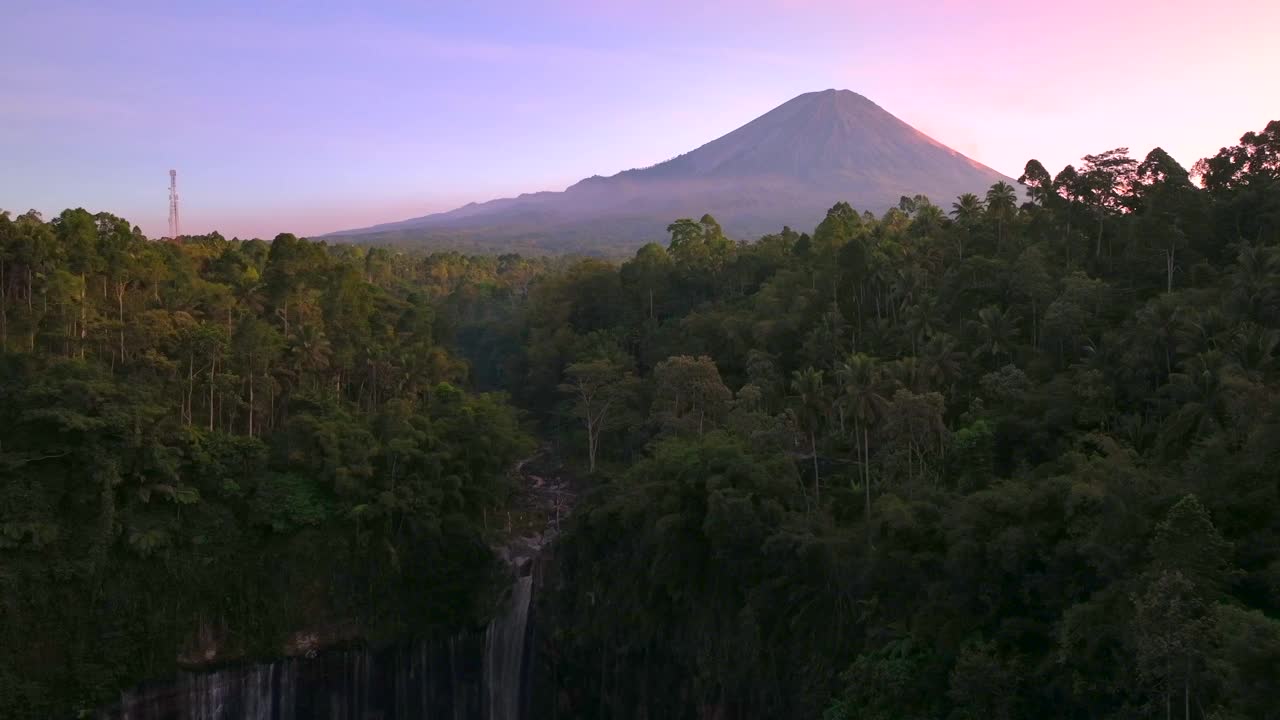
[249,472,331,532]
[0,226,533,717]
[823,638,944,720]
[1150,495,1233,595]
[507,120,1280,719]
[5,118,1280,720]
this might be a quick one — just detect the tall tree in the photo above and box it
[560,359,634,473]
[950,193,986,261]
[835,353,887,545]
[972,306,1021,368]
[985,181,1018,251]
[620,243,674,320]
[650,355,732,437]
[1077,148,1139,258]
[789,367,827,506]
[1018,160,1055,207]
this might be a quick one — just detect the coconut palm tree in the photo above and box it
[789,367,828,507]
[1228,244,1280,323]
[950,193,986,261]
[922,332,967,397]
[911,202,947,237]
[1229,322,1279,382]
[835,353,888,547]
[1159,351,1236,454]
[951,193,986,224]
[885,356,926,394]
[985,181,1018,252]
[1134,296,1182,378]
[972,306,1021,367]
[289,324,332,392]
[1175,307,1232,358]
[904,295,943,356]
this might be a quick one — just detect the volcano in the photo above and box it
[327,90,1015,254]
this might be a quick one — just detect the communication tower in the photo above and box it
[168,169,181,239]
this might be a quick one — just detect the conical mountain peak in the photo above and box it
[790,87,876,105]
[329,90,1014,253]
[633,88,965,181]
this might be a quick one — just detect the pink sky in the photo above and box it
[3,0,1277,239]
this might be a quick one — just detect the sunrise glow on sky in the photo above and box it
[3,0,1278,239]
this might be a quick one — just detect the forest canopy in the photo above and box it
[2,120,1279,719]
[0,219,535,717]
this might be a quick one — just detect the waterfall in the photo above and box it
[484,574,534,720]
[98,450,566,720]
[98,575,533,720]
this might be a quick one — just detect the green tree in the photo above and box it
[1150,495,1232,596]
[835,353,887,544]
[233,317,283,437]
[789,367,827,505]
[950,193,986,261]
[666,214,734,275]
[620,243,674,320]
[971,305,1020,367]
[650,355,733,437]
[984,181,1018,251]
[559,359,635,473]
[1018,159,1056,207]
[1077,148,1138,258]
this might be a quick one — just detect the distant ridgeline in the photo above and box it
[2,118,1280,719]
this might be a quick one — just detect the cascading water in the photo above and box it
[100,634,488,720]
[98,576,538,720]
[484,573,534,720]
[97,452,569,720]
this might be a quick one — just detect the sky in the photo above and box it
[3,0,1278,239]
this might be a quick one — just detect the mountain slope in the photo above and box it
[328,90,1015,254]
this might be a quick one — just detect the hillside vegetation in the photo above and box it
[2,120,1278,719]
[493,122,1280,719]
[0,223,534,716]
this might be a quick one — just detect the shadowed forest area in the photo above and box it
[2,121,1278,719]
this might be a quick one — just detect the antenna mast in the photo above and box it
[168,169,181,239]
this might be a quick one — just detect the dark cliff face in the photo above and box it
[93,453,570,720]
[97,637,489,720]
[96,597,537,720]
[327,90,1013,253]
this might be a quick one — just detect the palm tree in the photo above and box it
[885,356,925,393]
[972,306,1021,367]
[950,193,985,261]
[1160,351,1235,454]
[1230,322,1279,382]
[911,203,947,237]
[984,181,1018,252]
[835,353,888,547]
[1135,296,1182,378]
[290,324,332,392]
[1229,244,1280,323]
[790,368,828,507]
[904,295,943,356]
[924,334,967,399]
[951,193,986,224]
[1175,307,1232,358]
